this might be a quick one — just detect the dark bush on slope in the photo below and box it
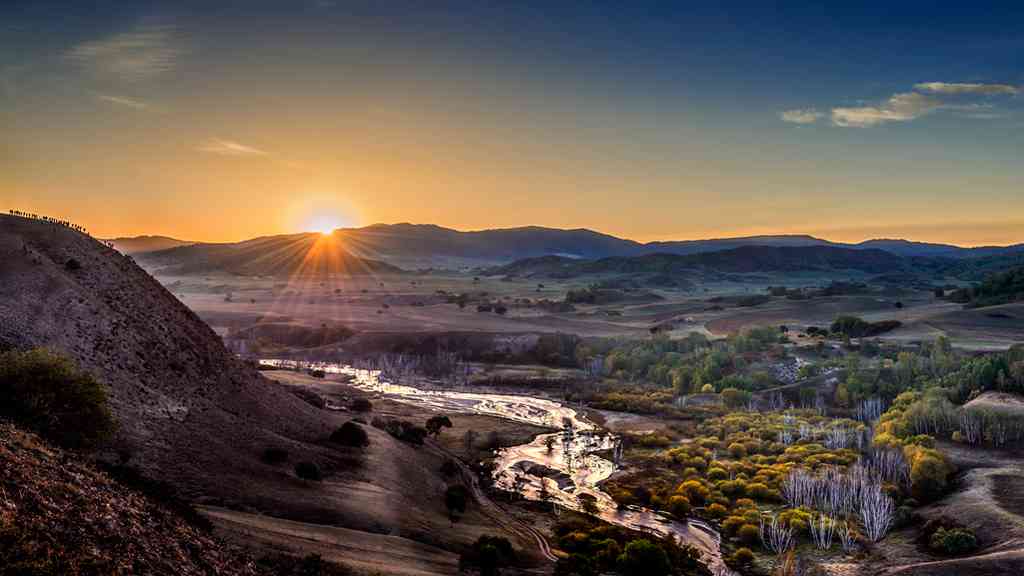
[0,348,115,449]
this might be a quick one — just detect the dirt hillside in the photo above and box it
[0,214,339,501]
[0,423,259,575]
[0,214,536,573]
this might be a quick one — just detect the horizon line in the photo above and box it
[94,219,1024,250]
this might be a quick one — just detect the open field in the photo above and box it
[150,269,1024,352]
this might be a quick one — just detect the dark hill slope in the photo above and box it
[0,215,534,570]
[138,232,402,276]
[488,245,912,278]
[0,214,335,499]
[0,423,259,575]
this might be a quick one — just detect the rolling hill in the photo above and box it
[0,214,335,497]
[329,224,1023,264]
[136,232,402,276]
[115,222,1024,276]
[486,245,914,279]
[0,213,540,574]
[105,235,194,254]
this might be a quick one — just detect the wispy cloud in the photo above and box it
[96,93,148,110]
[831,92,942,127]
[782,80,1019,128]
[67,25,183,81]
[197,138,268,157]
[779,109,823,125]
[914,82,1018,96]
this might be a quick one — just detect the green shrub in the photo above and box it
[459,535,516,576]
[667,495,691,518]
[737,524,760,545]
[295,461,322,481]
[617,539,671,576]
[730,547,755,566]
[929,527,978,556]
[0,348,114,449]
[350,398,373,412]
[330,421,370,447]
[706,503,728,519]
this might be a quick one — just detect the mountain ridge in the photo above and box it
[114,224,1024,268]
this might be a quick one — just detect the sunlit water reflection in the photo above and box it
[260,359,731,574]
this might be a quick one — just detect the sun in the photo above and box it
[305,215,344,235]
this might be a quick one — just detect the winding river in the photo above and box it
[260,359,730,574]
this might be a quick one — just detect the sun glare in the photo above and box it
[306,215,343,235]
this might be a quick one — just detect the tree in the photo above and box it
[350,398,373,412]
[330,421,370,447]
[295,461,322,481]
[459,536,516,576]
[721,387,750,408]
[0,348,114,449]
[426,415,453,439]
[616,540,670,576]
[667,495,691,518]
[444,485,469,523]
[579,493,600,516]
[440,459,459,479]
[908,446,953,502]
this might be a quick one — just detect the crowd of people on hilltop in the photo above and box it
[8,209,91,236]
[8,209,121,250]
[5,209,119,249]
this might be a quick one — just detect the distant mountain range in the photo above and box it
[135,232,400,276]
[119,223,1024,277]
[486,246,915,280]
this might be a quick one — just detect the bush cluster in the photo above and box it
[0,348,115,449]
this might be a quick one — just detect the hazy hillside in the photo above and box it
[487,245,913,279]
[332,224,1023,264]
[106,235,194,254]
[857,239,1024,259]
[334,223,643,263]
[136,232,402,276]
[112,223,1024,273]
[645,234,835,255]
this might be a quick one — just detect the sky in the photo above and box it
[3,1,1023,245]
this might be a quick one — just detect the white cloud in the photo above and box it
[779,109,823,124]
[197,138,268,157]
[67,25,183,81]
[914,82,1018,96]
[96,94,148,110]
[831,92,942,127]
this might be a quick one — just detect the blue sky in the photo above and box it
[3,1,1023,243]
